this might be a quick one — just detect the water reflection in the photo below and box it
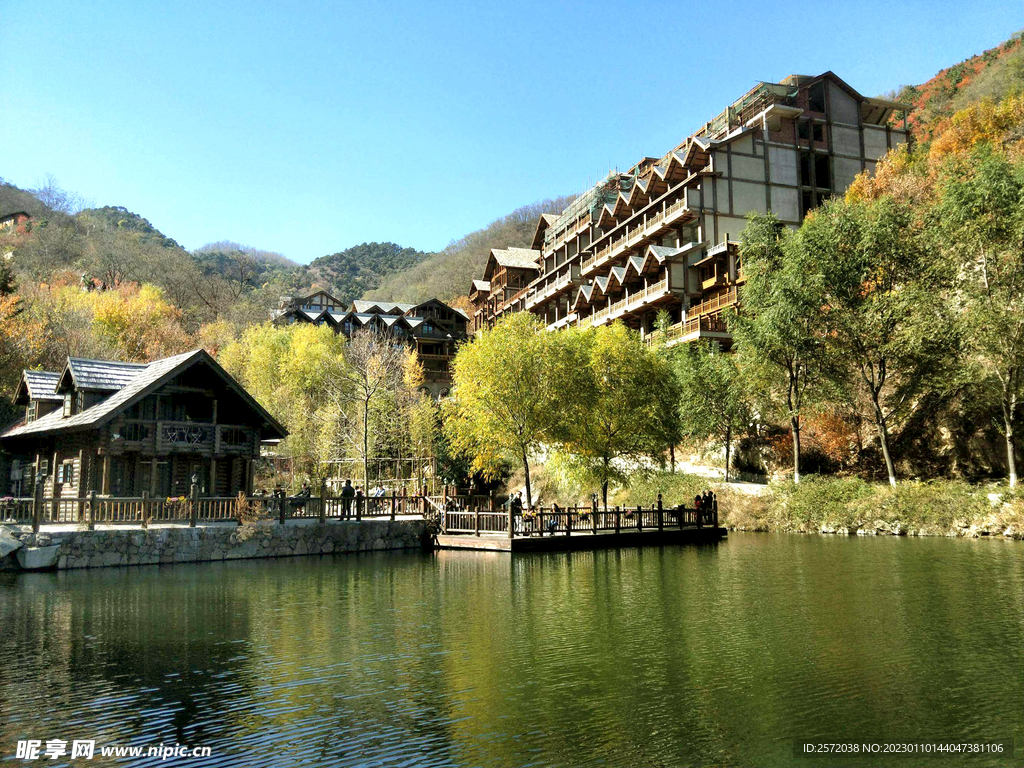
[0,535,1021,766]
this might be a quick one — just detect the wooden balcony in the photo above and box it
[646,315,731,347]
[577,277,671,329]
[111,421,257,458]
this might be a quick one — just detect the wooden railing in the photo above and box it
[646,314,730,345]
[582,196,693,275]
[579,276,669,328]
[0,488,433,531]
[434,496,718,538]
[0,488,720,539]
[690,286,739,317]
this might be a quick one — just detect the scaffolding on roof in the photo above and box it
[691,81,799,144]
[544,171,635,245]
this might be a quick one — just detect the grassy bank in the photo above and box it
[612,473,1024,540]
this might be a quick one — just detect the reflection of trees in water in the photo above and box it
[2,539,1022,766]
[0,563,261,750]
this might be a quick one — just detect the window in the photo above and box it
[808,81,826,113]
[799,152,812,187]
[26,401,36,423]
[75,391,84,413]
[797,121,810,142]
[814,154,832,191]
[60,462,74,485]
[812,123,824,144]
[123,423,151,442]
[63,393,72,418]
[801,190,815,218]
[221,427,248,446]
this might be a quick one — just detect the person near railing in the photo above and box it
[507,491,523,535]
[340,479,354,517]
[355,487,364,517]
[290,483,311,515]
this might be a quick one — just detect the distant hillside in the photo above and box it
[295,242,430,305]
[365,196,577,304]
[79,206,182,249]
[0,181,48,218]
[892,32,1024,140]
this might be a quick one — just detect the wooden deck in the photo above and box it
[435,525,727,552]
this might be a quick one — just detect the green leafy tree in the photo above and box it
[802,196,957,486]
[551,323,679,508]
[671,340,751,482]
[731,214,828,483]
[936,149,1024,486]
[445,312,557,508]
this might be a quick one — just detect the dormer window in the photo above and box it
[26,401,37,423]
[63,393,72,418]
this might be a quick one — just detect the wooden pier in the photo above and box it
[432,497,726,552]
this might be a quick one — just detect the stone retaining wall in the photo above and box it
[0,519,429,571]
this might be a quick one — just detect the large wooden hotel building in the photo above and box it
[470,72,911,345]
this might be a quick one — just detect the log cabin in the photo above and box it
[0,349,287,499]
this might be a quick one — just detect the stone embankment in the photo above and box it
[725,518,1023,539]
[0,518,429,571]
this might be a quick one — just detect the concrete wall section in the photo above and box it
[863,126,889,160]
[836,156,866,191]
[732,181,767,214]
[769,186,800,223]
[831,125,862,157]
[828,82,860,125]
[768,146,798,186]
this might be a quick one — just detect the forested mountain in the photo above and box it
[364,196,577,304]
[295,242,429,305]
[78,206,183,250]
[891,31,1024,139]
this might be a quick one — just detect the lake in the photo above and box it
[1,533,1021,766]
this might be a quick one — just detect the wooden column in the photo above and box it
[31,479,42,533]
[657,493,664,532]
[51,450,59,521]
[101,454,111,495]
[210,458,217,497]
[189,481,199,527]
[149,457,159,497]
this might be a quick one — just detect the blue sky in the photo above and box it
[1,1,1019,263]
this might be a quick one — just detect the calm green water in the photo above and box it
[0,534,1021,767]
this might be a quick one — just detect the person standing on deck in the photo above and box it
[340,479,355,517]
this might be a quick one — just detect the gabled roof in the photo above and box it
[295,290,343,306]
[483,248,541,280]
[471,279,491,293]
[59,358,148,393]
[496,248,542,269]
[350,300,416,315]
[2,350,287,441]
[15,371,62,404]
[573,283,594,310]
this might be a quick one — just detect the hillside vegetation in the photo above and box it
[297,242,429,306]
[892,31,1024,139]
[364,196,577,304]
